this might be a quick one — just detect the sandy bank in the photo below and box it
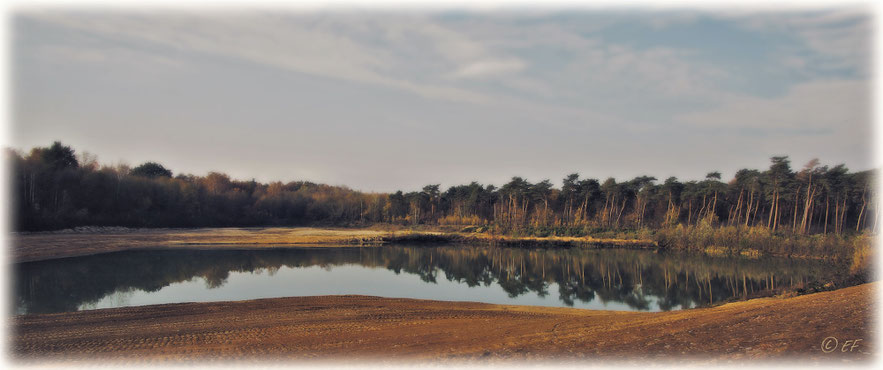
[11,227,655,263]
[12,283,874,363]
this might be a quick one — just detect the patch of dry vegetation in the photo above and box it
[12,227,656,263]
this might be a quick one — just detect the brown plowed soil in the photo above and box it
[11,283,875,364]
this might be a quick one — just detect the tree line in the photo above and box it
[7,142,879,235]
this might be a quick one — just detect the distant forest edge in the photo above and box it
[6,142,879,263]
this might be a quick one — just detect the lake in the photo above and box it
[13,245,845,314]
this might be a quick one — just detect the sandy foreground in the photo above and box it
[11,283,875,364]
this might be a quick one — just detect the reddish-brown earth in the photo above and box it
[11,283,874,364]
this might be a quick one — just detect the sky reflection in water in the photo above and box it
[14,245,843,314]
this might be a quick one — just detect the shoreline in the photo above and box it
[11,226,657,263]
[12,282,874,362]
[12,225,862,266]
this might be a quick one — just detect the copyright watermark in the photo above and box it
[821,337,862,353]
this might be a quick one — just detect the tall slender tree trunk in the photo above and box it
[732,189,744,226]
[856,200,867,232]
[688,200,693,226]
[698,194,707,223]
[792,185,801,231]
[753,201,761,226]
[581,195,589,223]
[601,195,609,227]
[567,197,573,225]
[774,191,781,231]
[824,196,829,234]
[873,197,880,234]
[710,191,718,223]
[615,198,626,227]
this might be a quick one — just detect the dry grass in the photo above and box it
[11,227,404,263]
[167,227,391,244]
[11,227,654,263]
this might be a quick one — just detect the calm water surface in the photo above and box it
[13,245,845,314]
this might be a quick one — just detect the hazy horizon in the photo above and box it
[11,7,874,192]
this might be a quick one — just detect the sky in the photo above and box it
[9,6,875,193]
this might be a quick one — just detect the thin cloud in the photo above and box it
[11,9,874,191]
[676,79,869,134]
[724,8,871,75]
[448,58,526,79]
[24,11,496,104]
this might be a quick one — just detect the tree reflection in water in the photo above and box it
[14,245,845,314]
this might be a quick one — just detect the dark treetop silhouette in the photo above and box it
[9,142,876,237]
